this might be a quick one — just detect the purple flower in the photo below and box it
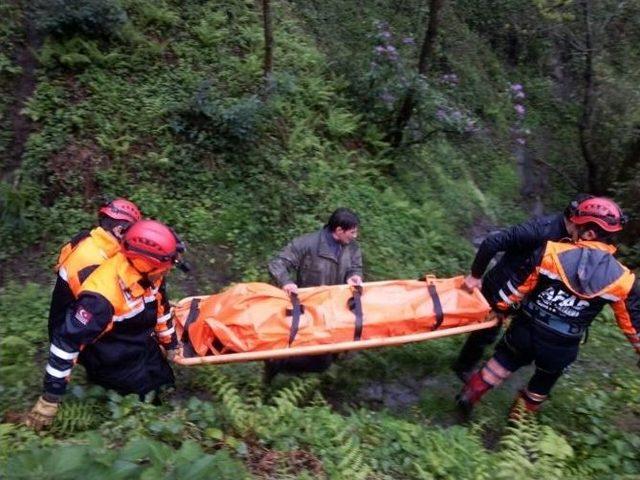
[451,110,462,121]
[380,91,396,105]
[379,30,392,40]
[514,91,525,100]
[402,37,415,45]
[375,20,389,30]
[441,73,459,86]
[514,104,526,116]
[436,108,447,121]
[374,45,386,54]
[515,137,526,145]
[386,46,399,61]
[465,120,478,133]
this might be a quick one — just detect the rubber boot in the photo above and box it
[508,389,546,422]
[455,371,493,421]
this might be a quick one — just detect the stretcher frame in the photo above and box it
[173,312,498,366]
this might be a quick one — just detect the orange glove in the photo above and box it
[25,396,60,431]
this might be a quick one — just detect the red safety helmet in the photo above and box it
[121,219,181,274]
[99,198,141,223]
[568,197,627,233]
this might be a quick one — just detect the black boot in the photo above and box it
[263,360,280,385]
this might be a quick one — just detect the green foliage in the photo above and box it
[38,37,127,70]
[0,283,51,411]
[170,82,267,152]
[494,414,574,478]
[51,400,104,436]
[0,52,22,75]
[4,434,250,480]
[34,0,128,39]
[2,0,639,477]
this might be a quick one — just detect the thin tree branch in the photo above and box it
[531,156,580,190]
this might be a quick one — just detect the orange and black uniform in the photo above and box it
[48,227,121,340]
[44,252,178,398]
[492,240,640,397]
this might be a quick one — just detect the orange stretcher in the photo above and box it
[172,276,496,365]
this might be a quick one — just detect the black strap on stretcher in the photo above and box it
[348,285,364,341]
[286,293,304,346]
[426,279,444,330]
[181,298,201,357]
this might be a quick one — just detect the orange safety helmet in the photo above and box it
[99,198,141,223]
[121,219,182,274]
[569,197,627,233]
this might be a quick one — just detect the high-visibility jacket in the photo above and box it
[44,252,177,397]
[48,227,120,340]
[497,240,640,354]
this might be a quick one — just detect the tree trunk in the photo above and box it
[262,0,274,88]
[616,126,640,185]
[387,0,444,149]
[577,0,600,193]
[417,0,443,76]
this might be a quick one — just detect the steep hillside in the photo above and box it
[1,1,639,478]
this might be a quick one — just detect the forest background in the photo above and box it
[0,0,639,478]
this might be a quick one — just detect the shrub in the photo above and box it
[171,82,267,152]
[34,0,128,39]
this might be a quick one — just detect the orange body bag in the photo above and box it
[174,277,491,356]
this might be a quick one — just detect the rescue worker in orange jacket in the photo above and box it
[48,198,142,340]
[452,195,595,382]
[26,220,184,430]
[456,197,640,417]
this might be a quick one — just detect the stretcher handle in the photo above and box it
[173,317,499,365]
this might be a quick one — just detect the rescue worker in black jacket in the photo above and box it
[451,195,596,382]
[49,198,142,340]
[456,197,639,417]
[26,220,184,431]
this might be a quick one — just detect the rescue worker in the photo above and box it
[451,195,595,382]
[48,198,142,340]
[265,208,363,380]
[26,219,184,430]
[456,197,639,417]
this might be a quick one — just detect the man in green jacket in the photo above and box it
[265,207,363,381]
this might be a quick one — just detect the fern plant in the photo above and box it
[51,400,104,436]
[329,430,372,480]
[493,412,574,479]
